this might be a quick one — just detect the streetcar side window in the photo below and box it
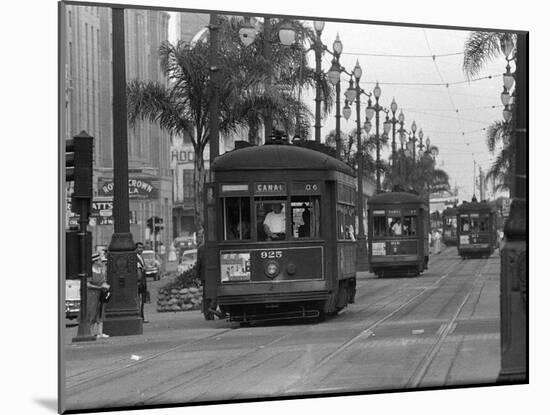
[222,197,251,241]
[337,204,356,240]
[255,199,287,241]
[291,197,321,239]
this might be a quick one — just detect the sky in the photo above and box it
[168,12,507,203]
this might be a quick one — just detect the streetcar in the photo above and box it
[442,206,458,246]
[456,197,497,259]
[202,138,357,323]
[367,191,430,277]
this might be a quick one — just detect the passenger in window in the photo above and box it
[256,205,268,241]
[263,203,286,240]
[345,225,356,241]
[391,218,403,236]
[298,204,311,237]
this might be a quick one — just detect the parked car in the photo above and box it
[177,248,197,274]
[65,278,81,320]
[142,249,161,280]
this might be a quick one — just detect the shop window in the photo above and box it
[222,197,251,241]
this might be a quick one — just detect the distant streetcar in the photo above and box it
[456,198,497,259]
[367,191,430,277]
[442,206,458,246]
[202,139,357,323]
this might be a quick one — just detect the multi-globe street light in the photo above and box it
[237,17,297,143]
[341,60,370,270]
[364,81,385,192]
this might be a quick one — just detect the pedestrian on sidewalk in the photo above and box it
[88,252,110,338]
[136,242,149,323]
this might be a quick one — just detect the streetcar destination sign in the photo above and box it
[254,182,286,195]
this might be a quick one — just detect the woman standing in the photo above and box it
[88,252,110,338]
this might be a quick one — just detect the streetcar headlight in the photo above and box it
[264,261,280,279]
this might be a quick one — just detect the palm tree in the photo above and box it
[463,31,516,193]
[127,16,323,230]
[484,120,514,192]
[463,32,515,78]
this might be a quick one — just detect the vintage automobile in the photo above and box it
[142,249,162,280]
[65,278,81,320]
[178,248,197,274]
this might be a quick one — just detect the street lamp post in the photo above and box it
[344,61,369,271]
[499,32,527,384]
[364,81,383,192]
[103,7,142,336]
[390,98,398,167]
[327,34,343,157]
[238,17,297,142]
[411,120,417,162]
[312,20,325,143]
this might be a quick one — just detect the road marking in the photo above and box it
[412,329,424,335]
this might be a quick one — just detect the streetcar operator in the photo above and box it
[263,203,286,240]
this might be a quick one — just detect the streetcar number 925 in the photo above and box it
[260,250,283,259]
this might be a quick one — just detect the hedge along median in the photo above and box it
[156,264,203,312]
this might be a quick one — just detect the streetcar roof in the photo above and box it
[368,191,426,206]
[457,200,495,213]
[212,143,355,176]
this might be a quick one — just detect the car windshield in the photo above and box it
[183,252,196,261]
[142,252,156,261]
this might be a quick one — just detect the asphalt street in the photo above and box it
[63,246,500,412]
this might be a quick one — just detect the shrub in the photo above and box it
[162,264,202,291]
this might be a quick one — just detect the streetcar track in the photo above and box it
[138,328,300,405]
[66,253,492,404]
[406,267,488,388]
[280,259,464,394]
[65,327,236,391]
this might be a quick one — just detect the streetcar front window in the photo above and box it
[291,197,321,239]
[403,215,417,236]
[479,215,489,231]
[223,197,251,241]
[373,215,387,237]
[459,215,470,232]
[256,199,286,241]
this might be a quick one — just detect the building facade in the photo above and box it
[63,4,173,252]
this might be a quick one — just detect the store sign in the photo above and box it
[254,182,286,195]
[98,178,158,199]
[66,197,137,226]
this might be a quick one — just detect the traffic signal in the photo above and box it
[147,216,164,234]
[65,131,93,199]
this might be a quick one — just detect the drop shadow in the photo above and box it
[34,398,57,413]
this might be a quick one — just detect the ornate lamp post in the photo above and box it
[327,34,344,157]
[364,81,384,191]
[312,20,326,143]
[410,120,418,162]
[389,98,399,167]
[237,17,297,141]
[103,7,142,336]
[343,60,369,270]
[498,33,527,384]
